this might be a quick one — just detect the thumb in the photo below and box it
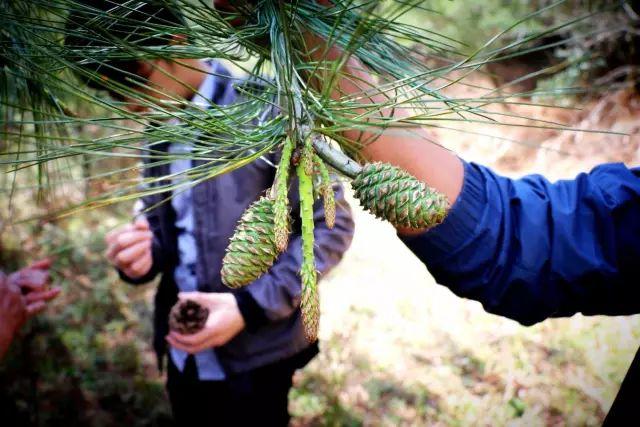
[105,223,134,244]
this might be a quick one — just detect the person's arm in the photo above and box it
[404,162,640,325]
[303,26,640,323]
[0,272,26,359]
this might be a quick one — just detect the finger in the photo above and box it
[105,242,122,264]
[177,292,203,303]
[25,287,61,304]
[166,334,179,349]
[129,253,152,276]
[166,335,196,353]
[134,217,150,231]
[105,224,135,245]
[26,301,46,317]
[42,287,62,301]
[106,233,147,264]
[15,270,50,291]
[117,230,153,249]
[116,240,150,266]
[29,258,52,270]
[167,335,216,354]
[168,330,212,348]
[122,253,152,278]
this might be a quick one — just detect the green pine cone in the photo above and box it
[302,140,314,177]
[314,155,335,229]
[352,162,450,229]
[274,137,294,252]
[221,197,278,288]
[297,159,319,343]
[300,261,319,342]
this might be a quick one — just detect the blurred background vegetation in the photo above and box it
[1,1,639,426]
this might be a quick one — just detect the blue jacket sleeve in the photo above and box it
[403,161,640,326]
[245,182,355,322]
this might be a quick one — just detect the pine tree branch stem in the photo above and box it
[311,134,362,179]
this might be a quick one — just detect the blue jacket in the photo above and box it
[404,161,640,325]
[119,62,355,373]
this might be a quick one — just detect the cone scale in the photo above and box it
[352,162,449,230]
[221,197,279,289]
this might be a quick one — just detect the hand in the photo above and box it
[166,292,246,354]
[105,218,153,279]
[0,272,27,359]
[8,258,61,318]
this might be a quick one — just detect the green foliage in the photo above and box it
[2,0,615,212]
[406,1,639,92]
[399,0,543,51]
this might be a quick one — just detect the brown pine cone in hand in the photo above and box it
[169,300,209,335]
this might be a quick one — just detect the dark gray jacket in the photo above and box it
[120,62,355,374]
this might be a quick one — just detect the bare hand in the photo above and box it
[0,272,27,359]
[166,292,245,354]
[8,258,61,318]
[105,218,153,279]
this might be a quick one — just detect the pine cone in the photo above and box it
[169,299,209,335]
[302,143,314,177]
[274,137,294,253]
[352,162,450,229]
[297,159,319,343]
[323,187,335,230]
[314,155,335,229]
[300,263,319,343]
[221,197,279,288]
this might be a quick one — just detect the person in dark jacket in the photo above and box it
[298,24,639,424]
[67,2,354,425]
